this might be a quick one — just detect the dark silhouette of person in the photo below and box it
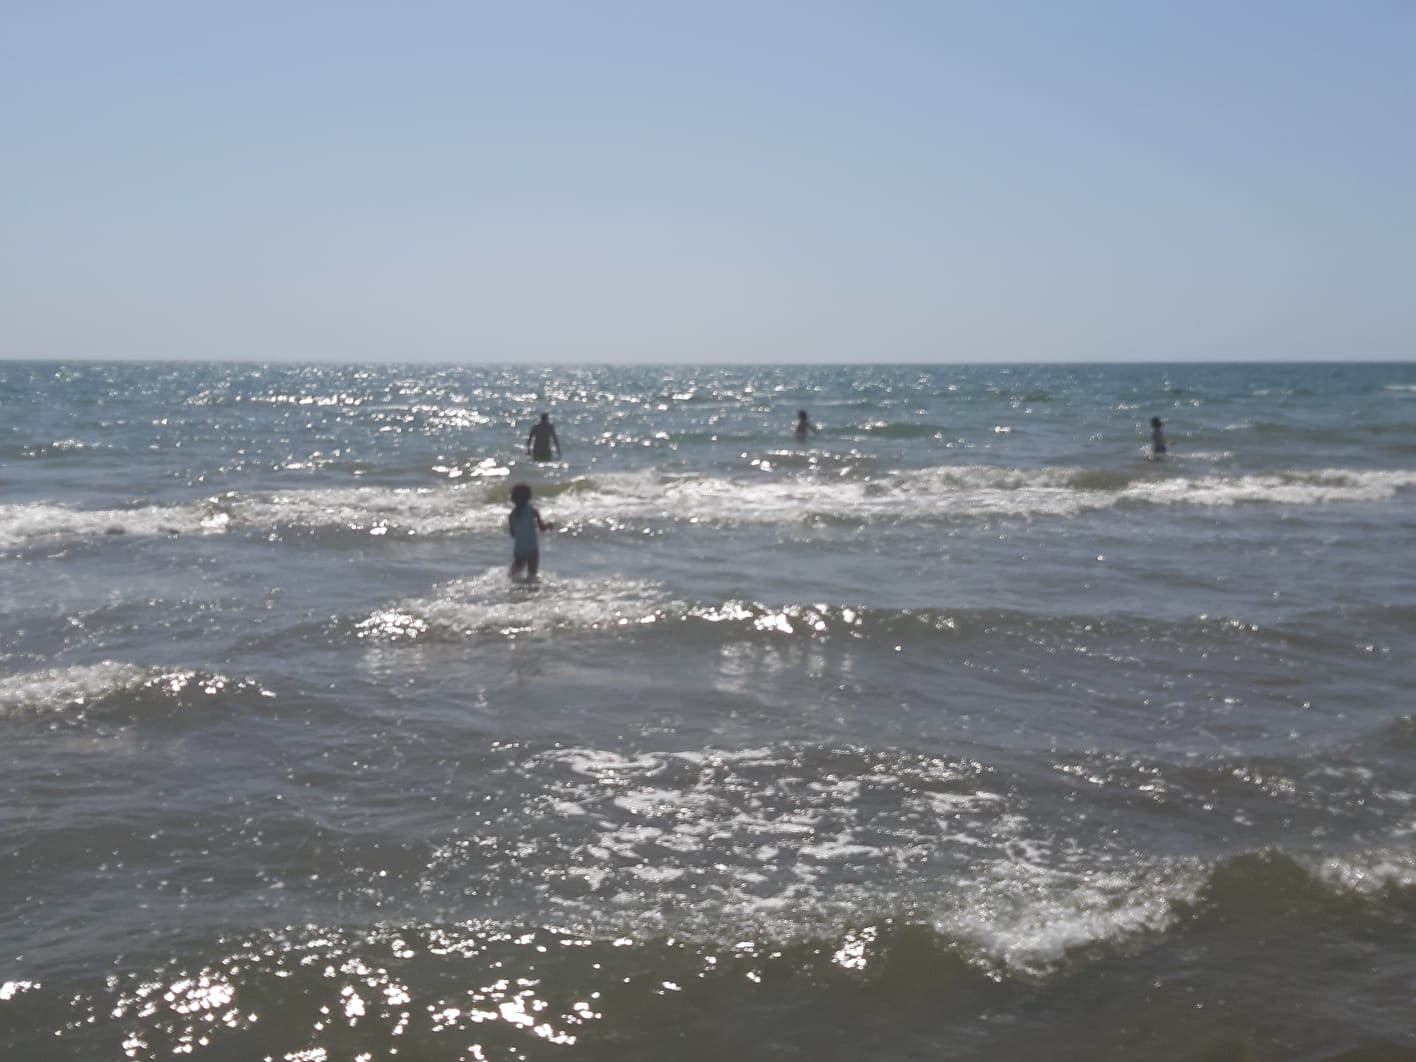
[527,413,561,461]
[794,410,819,440]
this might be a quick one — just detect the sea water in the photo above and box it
[2,360,1414,1060]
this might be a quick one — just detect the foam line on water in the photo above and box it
[355,571,673,641]
[5,466,1415,547]
[0,661,274,717]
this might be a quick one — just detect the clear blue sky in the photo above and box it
[2,1,1412,363]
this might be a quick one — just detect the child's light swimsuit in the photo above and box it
[510,506,539,557]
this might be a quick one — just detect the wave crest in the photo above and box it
[6,465,1414,548]
[0,661,274,719]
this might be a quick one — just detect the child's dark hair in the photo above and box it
[510,483,532,505]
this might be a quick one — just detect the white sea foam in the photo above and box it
[0,502,215,548]
[0,661,268,715]
[355,572,673,641]
[797,832,884,862]
[931,857,1204,976]
[503,745,1142,964]
[0,661,153,714]
[1124,469,1416,509]
[245,465,1416,529]
[1310,849,1416,895]
[230,484,505,537]
[24,437,109,454]
[472,465,1416,530]
[7,465,1415,549]
[414,741,1248,976]
[535,741,1223,979]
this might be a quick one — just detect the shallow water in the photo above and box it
[2,360,1415,1060]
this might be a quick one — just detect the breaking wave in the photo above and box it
[0,661,274,720]
[4,847,1413,1060]
[7,466,1412,548]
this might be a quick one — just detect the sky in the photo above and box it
[1,1,1413,364]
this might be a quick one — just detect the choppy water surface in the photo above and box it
[2,361,1415,1061]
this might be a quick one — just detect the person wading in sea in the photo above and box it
[527,413,561,461]
[1150,416,1167,458]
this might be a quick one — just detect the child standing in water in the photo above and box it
[508,483,553,581]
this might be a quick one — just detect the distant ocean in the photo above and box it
[3,360,1415,1061]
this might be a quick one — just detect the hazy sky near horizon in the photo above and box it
[2,1,1413,364]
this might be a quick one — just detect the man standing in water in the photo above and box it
[794,410,818,440]
[527,413,561,461]
[1150,416,1167,458]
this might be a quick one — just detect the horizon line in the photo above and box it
[3,355,1413,368]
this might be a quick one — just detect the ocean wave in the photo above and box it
[6,881,1413,1062]
[1191,849,1416,920]
[928,856,1199,976]
[5,465,1415,548]
[15,438,113,458]
[226,483,507,539]
[385,739,1197,981]
[350,581,1334,654]
[201,464,1416,529]
[0,501,220,548]
[340,464,1416,533]
[7,848,1409,1052]
[348,580,1011,645]
[408,740,1416,978]
[353,571,671,641]
[3,756,1412,1060]
[0,661,274,720]
[839,421,947,440]
[1312,849,1416,896]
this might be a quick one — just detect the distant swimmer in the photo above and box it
[508,482,553,581]
[1150,416,1167,458]
[527,413,561,461]
[794,409,819,441]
